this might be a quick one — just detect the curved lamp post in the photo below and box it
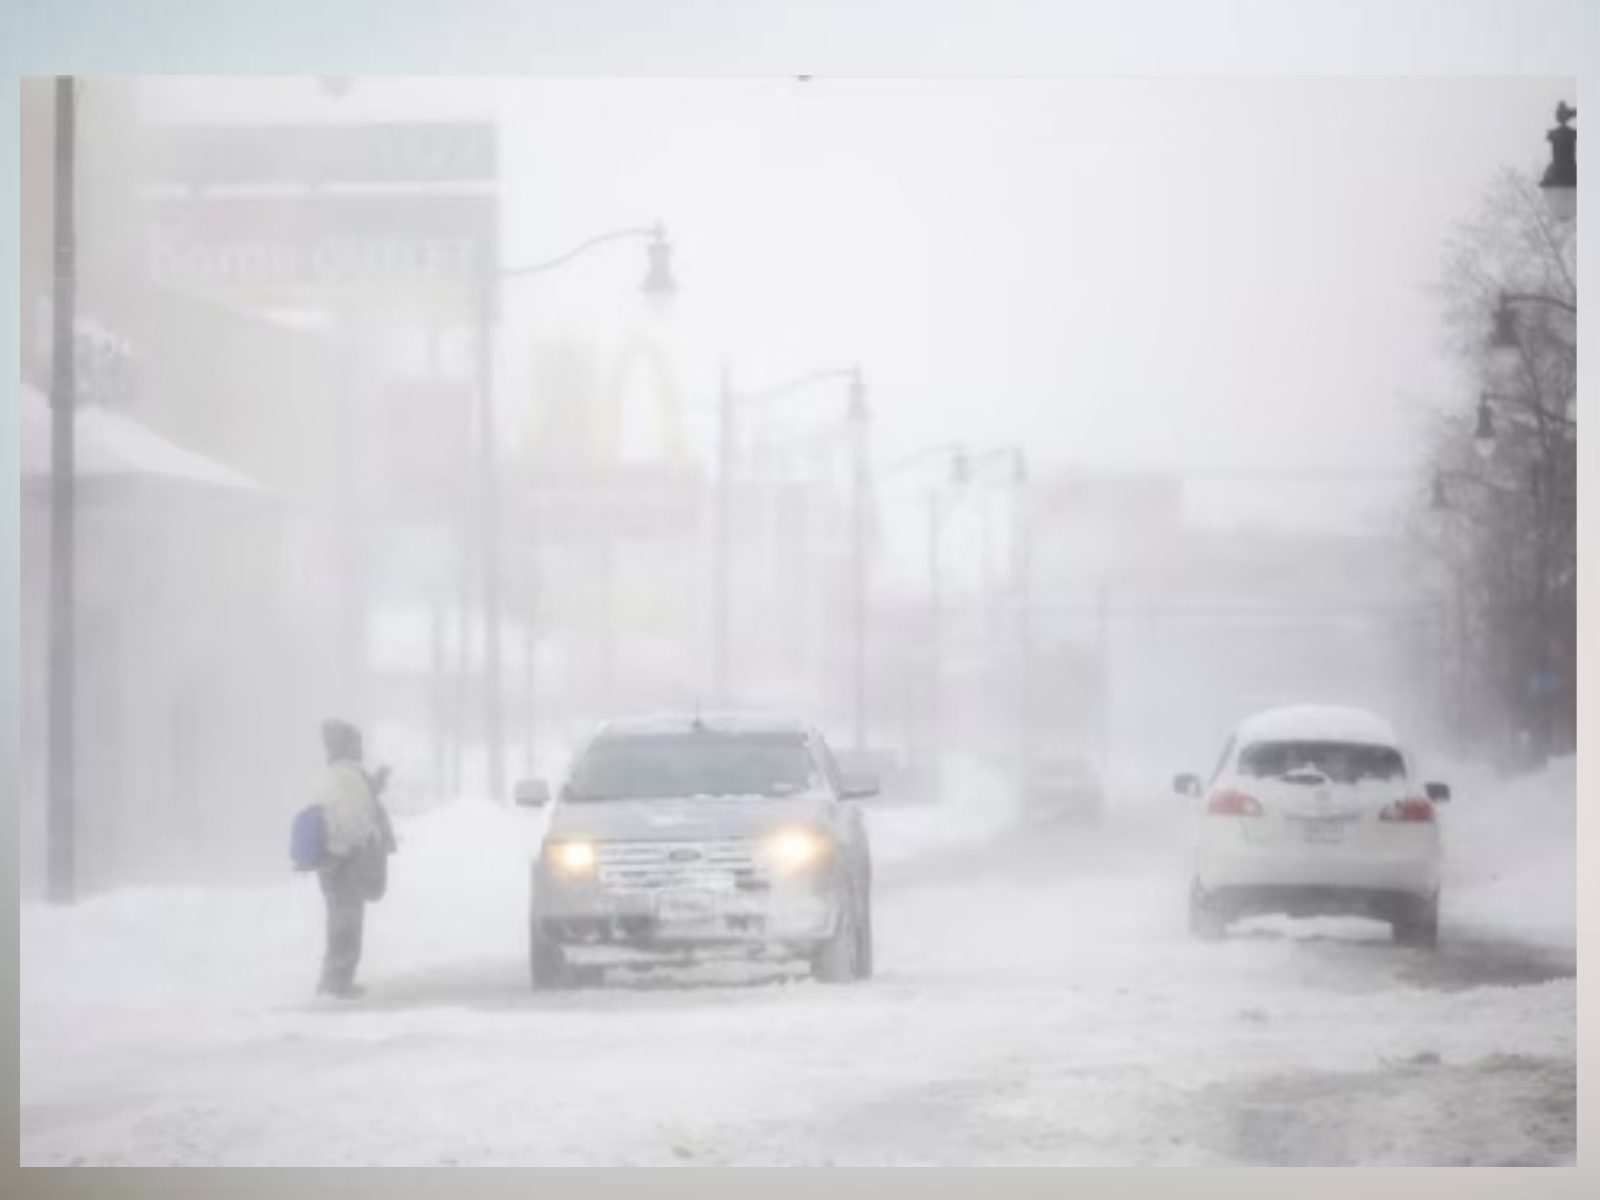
[714,365,866,735]
[480,223,675,801]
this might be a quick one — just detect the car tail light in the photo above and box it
[1207,789,1263,817]
[1381,796,1435,823]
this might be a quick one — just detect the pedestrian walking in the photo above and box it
[313,719,394,998]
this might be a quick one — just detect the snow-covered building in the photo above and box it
[19,386,318,894]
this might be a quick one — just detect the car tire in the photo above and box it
[812,893,863,984]
[1391,895,1440,951]
[853,891,874,980]
[529,921,572,990]
[1188,882,1228,942]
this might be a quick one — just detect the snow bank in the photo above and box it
[1438,755,1575,948]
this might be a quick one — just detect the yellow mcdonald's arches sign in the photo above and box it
[522,331,695,479]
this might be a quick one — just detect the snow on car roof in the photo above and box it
[1234,704,1400,746]
[595,711,811,738]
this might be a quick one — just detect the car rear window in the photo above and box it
[1237,740,1406,784]
[566,733,823,801]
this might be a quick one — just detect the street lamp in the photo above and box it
[1487,297,1522,384]
[641,227,677,300]
[1473,393,1497,460]
[1486,287,1577,389]
[479,223,674,802]
[1541,102,1577,223]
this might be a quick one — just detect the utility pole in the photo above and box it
[1095,583,1111,777]
[1014,463,1033,772]
[713,363,734,705]
[927,488,945,774]
[848,370,869,751]
[474,272,506,803]
[48,75,78,903]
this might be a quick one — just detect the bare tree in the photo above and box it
[1415,171,1576,765]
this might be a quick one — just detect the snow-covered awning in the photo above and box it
[19,383,265,493]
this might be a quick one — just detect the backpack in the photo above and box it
[290,803,328,872]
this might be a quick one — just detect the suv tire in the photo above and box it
[1188,881,1228,942]
[1391,895,1440,951]
[529,921,572,990]
[853,892,874,980]
[813,895,863,984]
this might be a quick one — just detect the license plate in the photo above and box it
[1301,817,1346,844]
[656,889,717,923]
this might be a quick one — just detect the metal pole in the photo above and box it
[522,619,536,775]
[475,274,505,802]
[430,596,446,798]
[47,75,78,903]
[522,436,544,775]
[850,385,869,752]
[1016,485,1033,771]
[928,489,943,774]
[713,363,734,704]
[1096,583,1111,776]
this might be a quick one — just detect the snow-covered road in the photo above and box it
[20,759,1576,1166]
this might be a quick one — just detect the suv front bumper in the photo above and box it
[534,873,842,958]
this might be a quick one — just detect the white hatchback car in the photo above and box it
[1174,705,1450,948]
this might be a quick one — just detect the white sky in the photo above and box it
[137,75,1573,532]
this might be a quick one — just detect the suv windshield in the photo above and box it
[566,733,823,801]
[1238,740,1406,784]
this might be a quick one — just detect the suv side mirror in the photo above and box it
[841,772,880,801]
[514,779,551,808]
[1173,773,1203,798]
[1424,781,1451,804]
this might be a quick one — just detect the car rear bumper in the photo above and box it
[1197,828,1438,897]
[1199,883,1435,922]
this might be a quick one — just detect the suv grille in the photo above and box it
[596,839,767,890]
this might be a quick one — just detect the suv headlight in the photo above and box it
[544,840,597,876]
[767,827,830,872]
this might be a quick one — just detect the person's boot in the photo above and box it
[316,979,366,999]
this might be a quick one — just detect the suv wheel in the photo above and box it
[812,895,863,984]
[529,921,572,990]
[1188,881,1227,942]
[853,892,874,980]
[1391,895,1440,951]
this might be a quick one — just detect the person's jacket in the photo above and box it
[318,760,386,859]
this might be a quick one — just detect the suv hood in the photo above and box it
[545,793,834,842]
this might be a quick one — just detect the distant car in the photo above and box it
[1174,705,1449,948]
[1022,755,1104,824]
[516,713,876,988]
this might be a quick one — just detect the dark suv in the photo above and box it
[515,714,876,988]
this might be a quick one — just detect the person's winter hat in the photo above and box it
[321,719,363,761]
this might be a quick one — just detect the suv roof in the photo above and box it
[593,711,812,739]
